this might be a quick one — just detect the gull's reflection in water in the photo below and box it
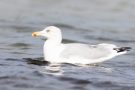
[24,57,113,76]
[24,57,64,75]
[41,64,64,76]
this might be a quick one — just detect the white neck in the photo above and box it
[43,37,63,61]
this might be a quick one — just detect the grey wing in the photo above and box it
[60,43,111,59]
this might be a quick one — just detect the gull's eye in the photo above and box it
[46,30,50,33]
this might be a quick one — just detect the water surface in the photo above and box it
[0,0,135,90]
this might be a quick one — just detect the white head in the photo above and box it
[32,26,62,41]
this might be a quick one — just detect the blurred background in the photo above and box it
[0,0,135,90]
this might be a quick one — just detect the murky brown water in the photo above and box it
[0,0,135,90]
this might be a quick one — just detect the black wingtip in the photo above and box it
[114,47,131,53]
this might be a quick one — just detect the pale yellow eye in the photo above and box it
[46,30,50,33]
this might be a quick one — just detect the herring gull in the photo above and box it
[32,26,131,64]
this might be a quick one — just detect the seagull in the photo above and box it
[32,26,131,64]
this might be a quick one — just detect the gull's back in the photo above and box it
[60,43,112,60]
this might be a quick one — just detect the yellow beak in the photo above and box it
[32,32,41,37]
